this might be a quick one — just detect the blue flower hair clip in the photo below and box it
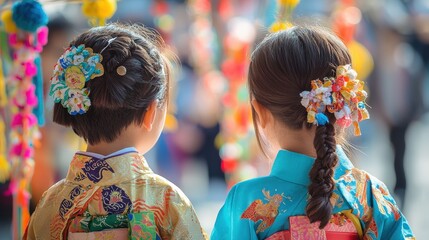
[49,45,104,115]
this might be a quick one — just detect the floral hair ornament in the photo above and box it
[299,64,370,136]
[49,45,103,115]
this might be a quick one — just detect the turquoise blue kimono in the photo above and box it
[211,147,414,240]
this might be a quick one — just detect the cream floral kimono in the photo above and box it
[25,148,207,240]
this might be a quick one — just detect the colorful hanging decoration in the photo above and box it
[1,8,13,183]
[219,16,256,181]
[270,0,300,32]
[187,0,266,187]
[82,0,117,26]
[1,0,48,238]
[151,0,178,131]
[332,0,373,80]
[152,0,174,41]
[204,0,260,187]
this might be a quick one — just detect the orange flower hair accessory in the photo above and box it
[299,64,369,136]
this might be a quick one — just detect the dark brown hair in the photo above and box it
[53,23,171,145]
[248,26,351,228]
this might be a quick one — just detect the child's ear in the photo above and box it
[143,101,158,131]
[251,99,272,129]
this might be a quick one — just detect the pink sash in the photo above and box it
[266,215,359,240]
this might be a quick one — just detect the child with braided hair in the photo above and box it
[212,26,414,240]
[25,23,207,240]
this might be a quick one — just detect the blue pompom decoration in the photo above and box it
[12,0,48,33]
[315,113,329,126]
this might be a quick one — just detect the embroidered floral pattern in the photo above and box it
[330,212,350,226]
[336,167,406,239]
[241,189,284,233]
[102,185,132,214]
[129,211,158,240]
[372,184,401,221]
[49,44,104,115]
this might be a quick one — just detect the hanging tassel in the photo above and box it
[7,1,49,238]
[32,56,45,126]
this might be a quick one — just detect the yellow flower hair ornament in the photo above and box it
[299,64,370,136]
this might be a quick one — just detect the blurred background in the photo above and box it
[1,0,429,239]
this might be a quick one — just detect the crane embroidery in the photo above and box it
[241,189,284,233]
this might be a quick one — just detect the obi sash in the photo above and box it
[67,211,161,240]
[266,211,361,240]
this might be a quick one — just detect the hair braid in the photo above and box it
[247,26,351,228]
[306,123,338,228]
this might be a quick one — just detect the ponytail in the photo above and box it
[306,123,338,228]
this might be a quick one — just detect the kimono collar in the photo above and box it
[270,146,353,186]
[65,148,153,186]
[76,147,138,159]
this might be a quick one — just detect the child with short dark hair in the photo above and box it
[25,23,207,240]
[211,26,414,240]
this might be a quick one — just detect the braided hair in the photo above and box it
[248,26,351,228]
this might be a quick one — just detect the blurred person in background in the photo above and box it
[367,0,429,208]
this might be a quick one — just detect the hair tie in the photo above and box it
[299,64,370,135]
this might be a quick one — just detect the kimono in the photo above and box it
[212,147,415,240]
[25,148,207,240]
